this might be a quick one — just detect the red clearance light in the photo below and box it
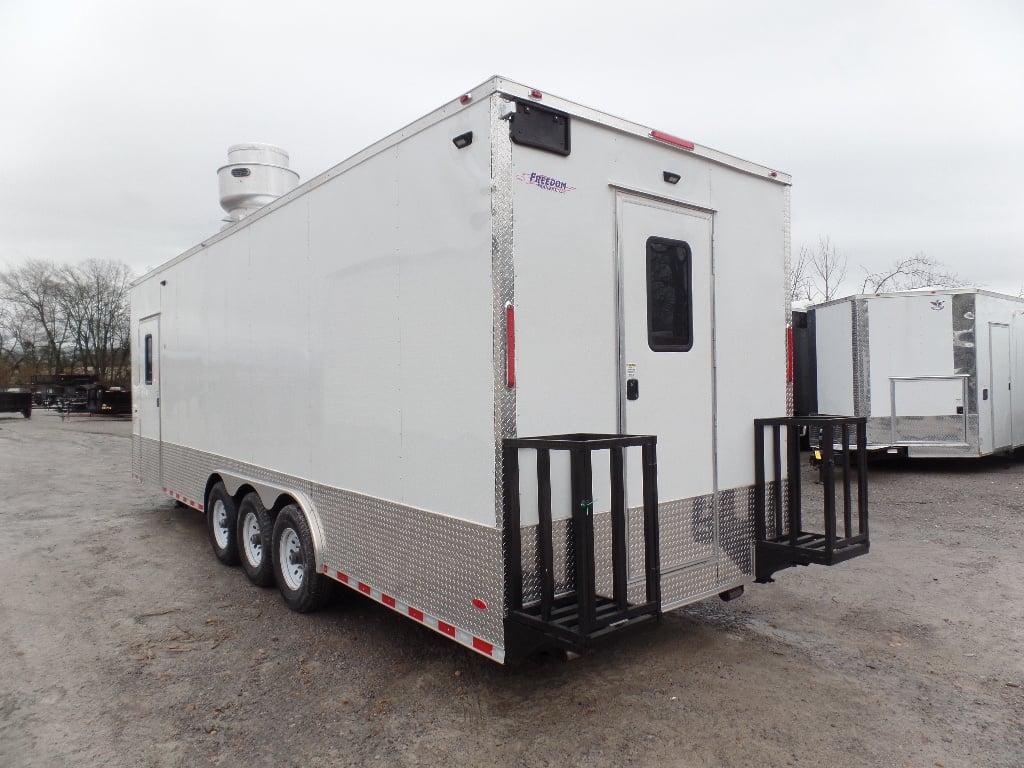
[472,598,488,610]
[529,89,542,99]
[505,302,516,388]
[459,93,472,104]
[650,130,695,151]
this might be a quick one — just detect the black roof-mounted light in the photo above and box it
[452,131,473,149]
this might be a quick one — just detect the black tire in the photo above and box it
[22,408,31,419]
[206,483,239,566]
[271,504,331,613]
[237,493,275,587]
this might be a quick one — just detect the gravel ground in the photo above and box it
[1,410,1022,768]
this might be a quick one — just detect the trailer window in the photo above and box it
[144,334,153,385]
[646,237,692,351]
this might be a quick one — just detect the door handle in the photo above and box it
[626,378,639,401]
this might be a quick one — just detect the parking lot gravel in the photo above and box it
[1,410,1022,767]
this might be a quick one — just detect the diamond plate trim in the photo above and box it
[891,415,969,444]
[520,483,763,609]
[659,495,716,568]
[952,292,978,414]
[141,438,505,646]
[131,433,141,477]
[138,434,160,484]
[491,94,516,522]
[718,486,755,584]
[867,414,980,453]
[852,298,871,417]
[783,185,794,417]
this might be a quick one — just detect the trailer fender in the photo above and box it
[212,471,327,570]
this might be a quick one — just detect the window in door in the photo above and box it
[144,334,153,385]
[646,236,693,352]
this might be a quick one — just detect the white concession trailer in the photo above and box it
[131,77,868,663]
[809,288,1024,458]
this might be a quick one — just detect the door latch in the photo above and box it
[626,378,639,401]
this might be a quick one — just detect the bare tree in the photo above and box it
[860,252,962,294]
[0,258,133,386]
[0,259,71,375]
[0,302,46,386]
[0,302,19,387]
[796,236,848,303]
[57,259,133,384]
[789,245,813,304]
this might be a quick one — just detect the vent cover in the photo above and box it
[510,102,571,156]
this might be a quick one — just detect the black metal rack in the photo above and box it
[503,434,661,658]
[754,416,870,582]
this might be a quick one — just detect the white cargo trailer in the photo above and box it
[131,77,868,663]
[809,288,1024,458]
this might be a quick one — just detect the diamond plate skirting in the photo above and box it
[131,433,140,476]
[519,482,769,610]
[140,438,506,646]
[142,433,778,647]
[867,414,980,454]
[133,433,159,481]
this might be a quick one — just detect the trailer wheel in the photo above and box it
[206,483,239,566]
[237,493,275,587]
[272,504,330,613]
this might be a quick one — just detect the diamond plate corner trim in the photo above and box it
[952,292,978,414]
[490,94,516,525]
[783,185,794,417]
[490,95,517,623]
[141,438,506,646]
[852,298,871,417]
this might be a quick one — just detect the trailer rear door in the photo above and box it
[616,193,716,553]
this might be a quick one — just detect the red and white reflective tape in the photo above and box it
[161,486,205,512]
[322,565,504,662]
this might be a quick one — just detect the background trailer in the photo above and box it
[131,77,868,663]
[808,288,1024,458]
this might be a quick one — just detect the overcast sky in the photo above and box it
[1,0,1021,295]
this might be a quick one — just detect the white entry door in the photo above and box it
[616,194,716,567]
[136,315,162,478]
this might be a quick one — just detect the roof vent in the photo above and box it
[217,143,299,228]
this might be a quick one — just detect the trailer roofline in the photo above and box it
[809,287,1024,310]
[134,75,790,287]
[490,78,791,185]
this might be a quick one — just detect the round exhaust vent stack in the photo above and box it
[217,143,299,228]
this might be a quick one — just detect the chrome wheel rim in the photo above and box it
[212,500,230,549]
[242,512,262,567]
[279,527,304,591]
